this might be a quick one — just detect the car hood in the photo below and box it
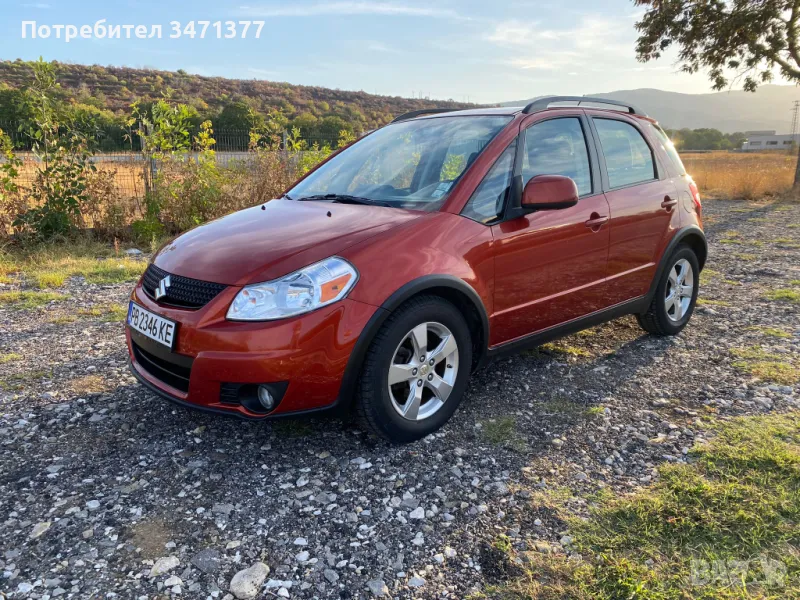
[152,199,422,286]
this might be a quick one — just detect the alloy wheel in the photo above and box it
[664,258,694,321]
[388,321,459,421]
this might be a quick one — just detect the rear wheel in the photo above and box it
[355,295,472,443]
[637,245,699,336]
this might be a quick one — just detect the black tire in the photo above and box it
[637,245,700,336]
[355,295,472,443]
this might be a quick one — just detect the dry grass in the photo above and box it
[70,374,113,395]
[0,239,146,288]
[681,152,797,200]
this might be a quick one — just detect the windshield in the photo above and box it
[288,115,512,210]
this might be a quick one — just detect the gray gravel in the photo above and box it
[1,200,799,599]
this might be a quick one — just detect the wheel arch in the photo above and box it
[646,225,707,304]
[337,275,490,410]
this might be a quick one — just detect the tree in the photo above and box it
[289,112,318,139]
[215,100,264,131]
[314,116,353,142]
[633,0,800,183]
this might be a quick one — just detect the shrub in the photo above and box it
[12,59,98,239]
[0,128,25,236]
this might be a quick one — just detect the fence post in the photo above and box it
[282,129,288,151]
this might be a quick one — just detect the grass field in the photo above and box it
[682,152,797,200]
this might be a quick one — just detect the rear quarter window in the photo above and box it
[649,123,686,176]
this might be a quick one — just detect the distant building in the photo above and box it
[741,131,796,151]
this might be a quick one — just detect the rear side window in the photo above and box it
[593,118,656,188]
[461,138,517,224]
[649,123,686,175]
[522,118,592,196]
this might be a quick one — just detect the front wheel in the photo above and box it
[637,245,700,336]
[355,295,472,443]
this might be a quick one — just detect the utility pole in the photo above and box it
[794,100,800,187]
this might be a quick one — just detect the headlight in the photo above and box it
[226,257,358,321]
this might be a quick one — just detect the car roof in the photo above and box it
[397,97,651,123]
[412,107,523,118]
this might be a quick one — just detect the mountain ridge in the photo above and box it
[500,85,800,133]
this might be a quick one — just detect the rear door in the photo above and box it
[588,114,679,305]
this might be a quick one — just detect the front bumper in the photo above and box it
[126,280,379,419]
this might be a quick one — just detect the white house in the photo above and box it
[741,131,797,151]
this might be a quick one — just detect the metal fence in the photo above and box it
[0,121,346,203]
[0,121,346,153]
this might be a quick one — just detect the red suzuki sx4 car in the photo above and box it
[126,96,706,443]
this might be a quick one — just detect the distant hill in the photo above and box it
[0,59,475,131]
[502,85,800,133]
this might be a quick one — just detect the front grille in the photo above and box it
[142,264,226,309]
[132,340,192,393]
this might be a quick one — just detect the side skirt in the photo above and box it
[484,296,647,362]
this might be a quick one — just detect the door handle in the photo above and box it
[585,214,609,228]
[661,196,678,210]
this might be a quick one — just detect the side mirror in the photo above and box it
[521,175,579,211]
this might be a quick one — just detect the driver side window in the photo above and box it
[522,118,592,196]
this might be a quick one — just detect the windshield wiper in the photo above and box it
[280,192,294,200]
[298,194,390,207]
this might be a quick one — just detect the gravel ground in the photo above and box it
[1,199,799,600]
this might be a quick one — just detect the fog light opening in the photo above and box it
[257,385,275,410]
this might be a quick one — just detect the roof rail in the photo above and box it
[522,96,647,116]
[391,108,459,123]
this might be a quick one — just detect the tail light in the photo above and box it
[688,178,701,214]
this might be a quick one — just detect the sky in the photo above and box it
[0,0,783,104]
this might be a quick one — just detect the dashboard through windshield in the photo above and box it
[288,115,513,211]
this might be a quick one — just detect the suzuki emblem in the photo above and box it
[154,275,171,300]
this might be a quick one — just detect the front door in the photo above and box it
[490,115,610,345]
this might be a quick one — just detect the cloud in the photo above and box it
[239,2,465,19]
[484,17,635,71]
[366,41,399,54]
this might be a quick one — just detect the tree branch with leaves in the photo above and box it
[634,0,800,90]
[634,0,800,184]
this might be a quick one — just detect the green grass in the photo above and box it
[730,346,799,385]
[697,298,731,307]
[699,268,721,284]
[765,289,800,303]
[735,253,758,261]
[489,413,800,599]
[525,342,592,359]
[78,303,128,322]
[0,352,22,364]
[481,416,528,452]
[0,369,50,390]
[0,291,68,310]
[0,240,146,288]
[48,315,77,324]
[746,326,792,339]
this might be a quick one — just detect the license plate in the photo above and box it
[127,301,177,349]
